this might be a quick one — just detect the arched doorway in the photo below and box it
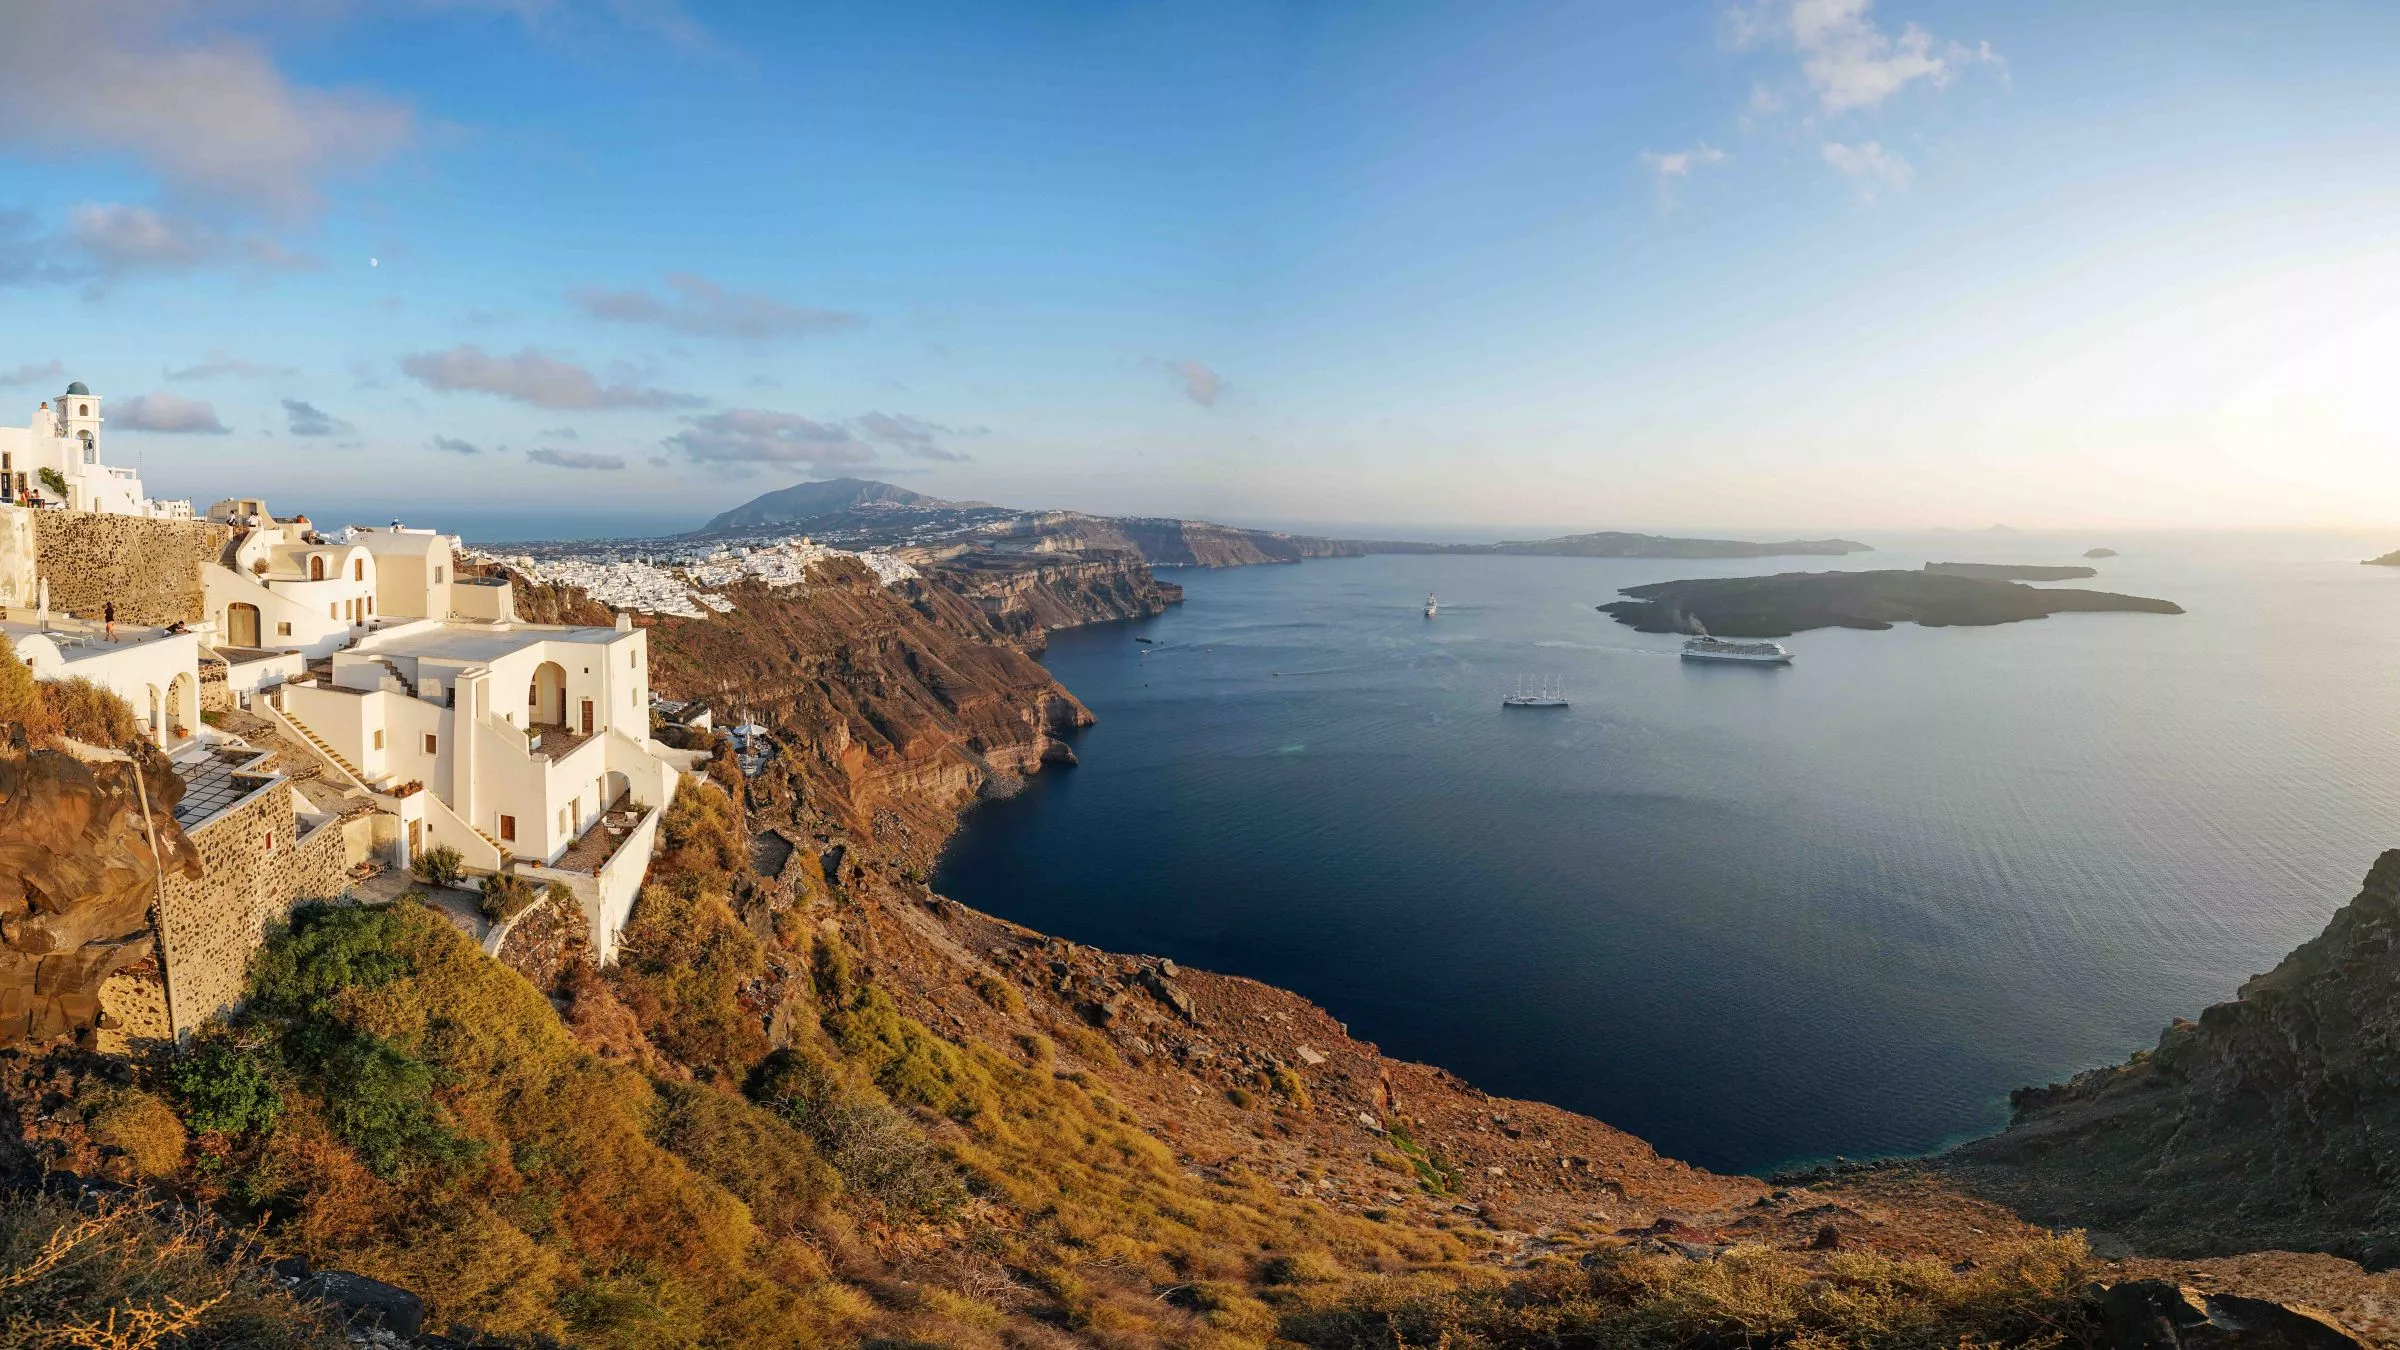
[167,672,196,740]
[528,661,567,726]
[228,602,261,648]
[309,555,326,581]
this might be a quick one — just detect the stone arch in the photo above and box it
[167,672,196,740]
[528,660,567,726]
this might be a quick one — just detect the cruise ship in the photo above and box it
[1502,676,1568,708]
[1681,633,1793,665]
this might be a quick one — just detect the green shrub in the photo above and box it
[478,873,555,925]
[37,466,66,497]
[608,879,769,1081]
[411,844,464,888]
[166,1032,284,1135]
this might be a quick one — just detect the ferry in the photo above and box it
[1502,676,1568,708]
[1680,633,1793,665]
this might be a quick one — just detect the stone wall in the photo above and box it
[31,511,228,626]
[96,958,172,1056]
[158,780,351,1034]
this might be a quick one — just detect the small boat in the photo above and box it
[1135,637,1154,644]
[1424,592,1438,618]
[1680,623,1791,665]
[1502,676,1568,709]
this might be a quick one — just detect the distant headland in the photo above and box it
[1924,562,2099,581]
[1598,568,2185,637]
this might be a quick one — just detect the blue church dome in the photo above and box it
[63,381,89,396]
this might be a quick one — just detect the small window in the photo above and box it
[423,733,437,754]
[264,831,276,852]
[499,814,516,843]
[327,603,336,619]
[77,403,88,416]
[277,621,292,636]
[353,558,365,581]
[434,566,445,584]
[559,807,570,836]
[371,729,383,750]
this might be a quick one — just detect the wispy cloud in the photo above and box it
[1640,144,1727,180]
[663,408,876,471]
[165,352,295,381]
[526,447,627,470]
[1734,0,1996,113]
[854,411,978,461]
[0,3,412,218]
[570,273,864,342]
[398,344,702,410]
[1821,139,1912,198]
[282,397,353,437]
[1155,358,1225,407]
[114,391,229,434]
[428,435,484,455]
[0,359,65,387]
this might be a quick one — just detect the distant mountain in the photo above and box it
[700,478,964,531]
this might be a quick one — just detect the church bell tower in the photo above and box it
[58,382,100,464]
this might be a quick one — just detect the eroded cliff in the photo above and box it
[0,739,201,1043]
[922,548,1181,648]
[1950,851,2400,1269]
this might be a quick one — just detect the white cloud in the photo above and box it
[399,344,702,410]
[1640,144,1728,179]
[527,447,627,470]
[282,397,354,437]
[1821,140,1912,197]
[0,2,412,217]
[1736,0,1998,114]
[663,408,876,471]
[0,360,65,387]
[115,391,229,434]
[570,273,863,342]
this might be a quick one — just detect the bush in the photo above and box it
[0,1192,338,1348]
[608,879,769,1081]
[655,1081,841,1235]
[40,676,141,748]
[411,844,464,889]
[750,1046,964,1219]
[166,1032,284,1135]
[969,972,1024,1016]
[477,873,559,925]
[85,1088,188,1178]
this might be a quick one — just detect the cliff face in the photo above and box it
[642,557,1091,862]
[1950,851,2400,1267]
[0,741,201,1043]
[976,511,1365,567]
[925,549,1181,647]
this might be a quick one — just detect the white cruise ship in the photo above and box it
[1681,633,1792,665]
[1502,676,1568,708]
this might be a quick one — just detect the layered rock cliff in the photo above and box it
[0,740,200,1043]
[921,548,1182,648]
[1950,850,2400,1268]
[974,510,1365,567]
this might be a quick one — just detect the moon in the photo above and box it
[369,257,380,268]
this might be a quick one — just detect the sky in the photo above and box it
[3,0,2398,538]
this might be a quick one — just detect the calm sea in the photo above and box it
[933,532,2400,1174]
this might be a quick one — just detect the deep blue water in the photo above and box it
[934,532,2400,1174]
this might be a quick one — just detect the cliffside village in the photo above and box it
[2,382,703,1046]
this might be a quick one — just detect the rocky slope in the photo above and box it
[1950,850,2400,1270]
[0,739,199,1045]
[972,510,1365,567]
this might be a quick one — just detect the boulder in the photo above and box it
[297,1270,425,1338]
[2097,1280,2367,1350]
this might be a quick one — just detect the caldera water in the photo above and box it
[933,532,2400,1173]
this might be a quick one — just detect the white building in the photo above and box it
[4,617,204,745]
[0,382,191,517]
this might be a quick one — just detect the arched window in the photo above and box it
[310,555,326,581]
[78,431,94,464]
[77,403,89,417]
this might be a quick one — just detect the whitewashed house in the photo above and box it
[0,383,192,516]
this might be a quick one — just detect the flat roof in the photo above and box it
[351,620,627,664]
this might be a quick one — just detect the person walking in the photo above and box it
[103,599,116,643]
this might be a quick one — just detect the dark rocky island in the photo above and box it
[1925,561,2099,581]
[2085,547,2118,558]
[1599,568,2184,637]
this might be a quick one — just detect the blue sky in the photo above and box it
[4,1,2397,537]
